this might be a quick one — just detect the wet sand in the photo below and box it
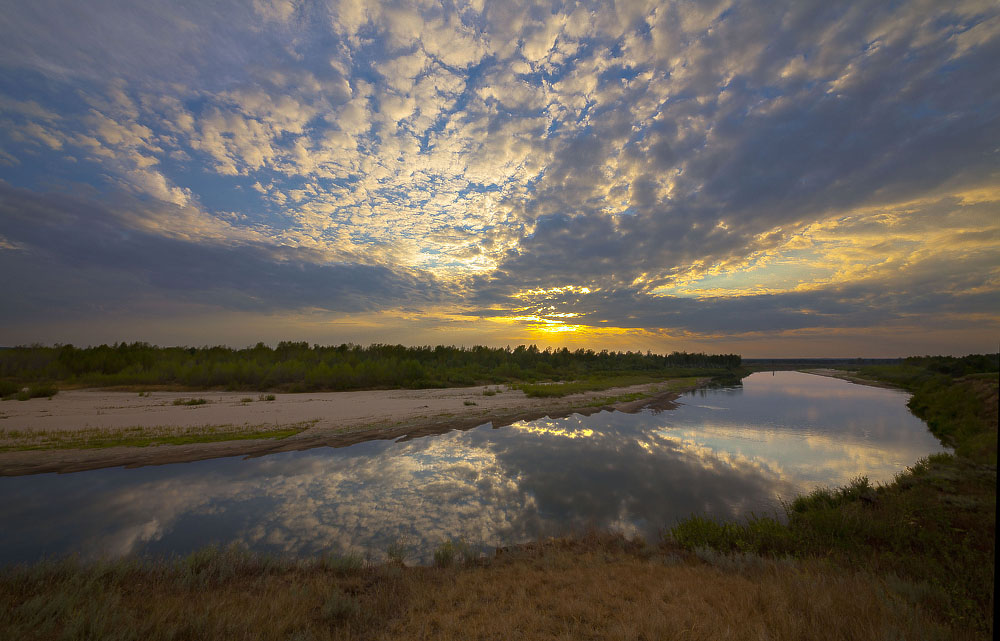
[0,379,704,476]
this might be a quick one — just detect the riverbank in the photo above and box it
[2,356,993,638]
[0,533,954,641]
[669,356,997,635]
[0,377,706,476]
[797,367,900,389]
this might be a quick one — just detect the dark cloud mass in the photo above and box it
[0,183,442,323]
[0,0,997,352]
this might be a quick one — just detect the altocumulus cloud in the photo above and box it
[0,0,997,352]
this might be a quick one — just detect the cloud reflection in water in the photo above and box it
[0,373,947,564]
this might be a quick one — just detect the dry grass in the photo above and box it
[0,546,408,641]
[517,375,702,398]
[0,536,962,641]
[0,420,315,451]
[387,538,953,641]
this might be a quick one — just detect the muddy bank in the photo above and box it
[0,379,703,476]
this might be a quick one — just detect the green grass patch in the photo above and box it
[433,538,476,568]
[517,374,708,398]
[0,421,315,451]
[585,391,649,407]
[172,397,208,406]
[2,384,58,401]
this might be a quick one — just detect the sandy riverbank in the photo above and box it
[0,379,705,476]
[797,368,900,389]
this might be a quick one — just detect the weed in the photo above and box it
[0,421,315,451]
[320,589,360,623]
[518,375,703,399]
[259,394,276,401]
[386,540,409,566]
[240,397,253,403]
[433,539,475,568]
[463,400,477,406]
[586,391,648,407]
[172,397,207,406]
[9,384,58,401]
[320,553,365,576]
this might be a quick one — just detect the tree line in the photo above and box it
[0,342,743,392]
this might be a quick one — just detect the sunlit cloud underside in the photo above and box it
[1,0,998,354]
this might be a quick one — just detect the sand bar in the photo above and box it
[0,379,705,476]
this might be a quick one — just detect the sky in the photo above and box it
[0,0,998,357]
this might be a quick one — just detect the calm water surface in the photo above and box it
[0,372,947,564]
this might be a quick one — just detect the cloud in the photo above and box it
[0,0,997,351]
[0,182,444,322]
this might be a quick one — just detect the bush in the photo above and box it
[172,398,207,406]
[12,384,58,401]
[432,539,475,568]
[320,589,360,623]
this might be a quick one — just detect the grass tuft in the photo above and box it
[432,539,476,568]
[320,589,361,623]
[517,375,704,398]
[5,384,58,401]
[385,540,410,566]
[0,421,315,451]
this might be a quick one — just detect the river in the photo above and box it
[0,371,947,564]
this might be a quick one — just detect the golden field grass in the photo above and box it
[389,537,956,641]
[0,535,961,641]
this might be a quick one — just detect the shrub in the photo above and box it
[385,540,409,566]
[432,539,475,568]
[172,398,208,406]
[13,384,58,401]
[320,589,360,623]
[320,553,364,576]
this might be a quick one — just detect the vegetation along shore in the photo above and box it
[0,351,995,639]
[0,343,738,474]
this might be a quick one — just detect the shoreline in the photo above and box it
[796,368,901,389]
[0,378,707,476]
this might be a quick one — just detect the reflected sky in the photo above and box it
[0,372,946,564]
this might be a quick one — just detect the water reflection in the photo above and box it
[0,372,947,564]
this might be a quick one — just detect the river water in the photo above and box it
[0,371,947,564]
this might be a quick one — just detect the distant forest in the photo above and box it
[0,342,743,393]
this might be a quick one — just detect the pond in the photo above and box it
[0,371,947,565]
